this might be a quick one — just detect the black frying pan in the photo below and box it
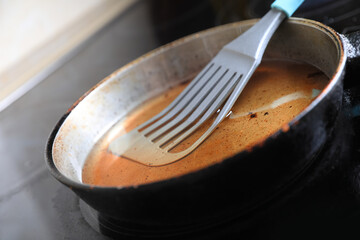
[46,18,360,237]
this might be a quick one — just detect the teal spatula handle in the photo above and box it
[271,0,304,17]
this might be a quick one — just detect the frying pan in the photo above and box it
[46,18,360,236]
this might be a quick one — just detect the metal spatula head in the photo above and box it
[109,0,304,166]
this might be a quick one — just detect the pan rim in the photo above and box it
[45,17,346,192]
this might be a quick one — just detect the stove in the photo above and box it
[2,0,360,239]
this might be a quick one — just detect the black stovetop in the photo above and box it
[2,1,360,239]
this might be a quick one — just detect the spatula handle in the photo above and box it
[271,0,304,17]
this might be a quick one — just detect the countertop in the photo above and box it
[0,0,135,112]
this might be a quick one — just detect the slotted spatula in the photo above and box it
[109,0,304,166]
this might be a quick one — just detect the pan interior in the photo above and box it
[51,18,343,183]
